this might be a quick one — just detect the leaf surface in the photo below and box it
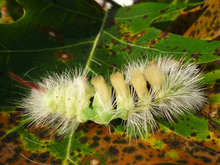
[183,0,220,40]
[1,0,220,164]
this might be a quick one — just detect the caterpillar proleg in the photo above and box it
[10,56,206,138]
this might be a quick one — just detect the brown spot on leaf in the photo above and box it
[103,136,111,143]
[23,121,60,140]
[122,146,136,153]
[109,64,117,70]
[27,151,62,164]
[0,142,22,163]
[190,132,197,137]
[111,39,120,46]
[109,49,117,57]
[153,16,162,22]
[147,39,157,48]
[96,45,103,49]
[146,31,169,48]
[78,122,220,164]
[79,136,88,144]
[159,7,170,13]
[200,156,212,163]
[119,29,147,43]
[55,50,73,63]
[173,46,178,50]
[113,137,127,144]
[138,142,145,149]
[40,25,64,45]
[157,151,165,158]
[213,23,220,32]
[121,45,132,54]
[142,15,148,20]
[214,47,220,56]
[170,141,180,148]
[190,30,196,38]
[89,141,99,148]
[109,146,119,156]
[160,9,166,14]
[123,7,132,12]
[191,53,202,61]
[182,1,220,40]
[158,31,169,39]
[135,154,143,160]
[204,10,212,17]
[92,136,101,142]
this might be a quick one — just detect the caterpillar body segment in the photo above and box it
[10,56,206,137]
[144,65,164,90]
[110,72,133,120]
[90,76,114,125]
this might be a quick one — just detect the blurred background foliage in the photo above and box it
[0,0,220,165]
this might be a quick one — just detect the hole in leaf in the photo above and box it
[0,0,24,23]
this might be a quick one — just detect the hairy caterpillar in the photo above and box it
[10,56,206,138]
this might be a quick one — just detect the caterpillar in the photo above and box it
[10,56,206,138]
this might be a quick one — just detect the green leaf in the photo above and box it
[1,0,220,164]
[204,69,220,87]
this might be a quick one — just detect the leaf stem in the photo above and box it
[83,10,108,75]
[63,128,77,165]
